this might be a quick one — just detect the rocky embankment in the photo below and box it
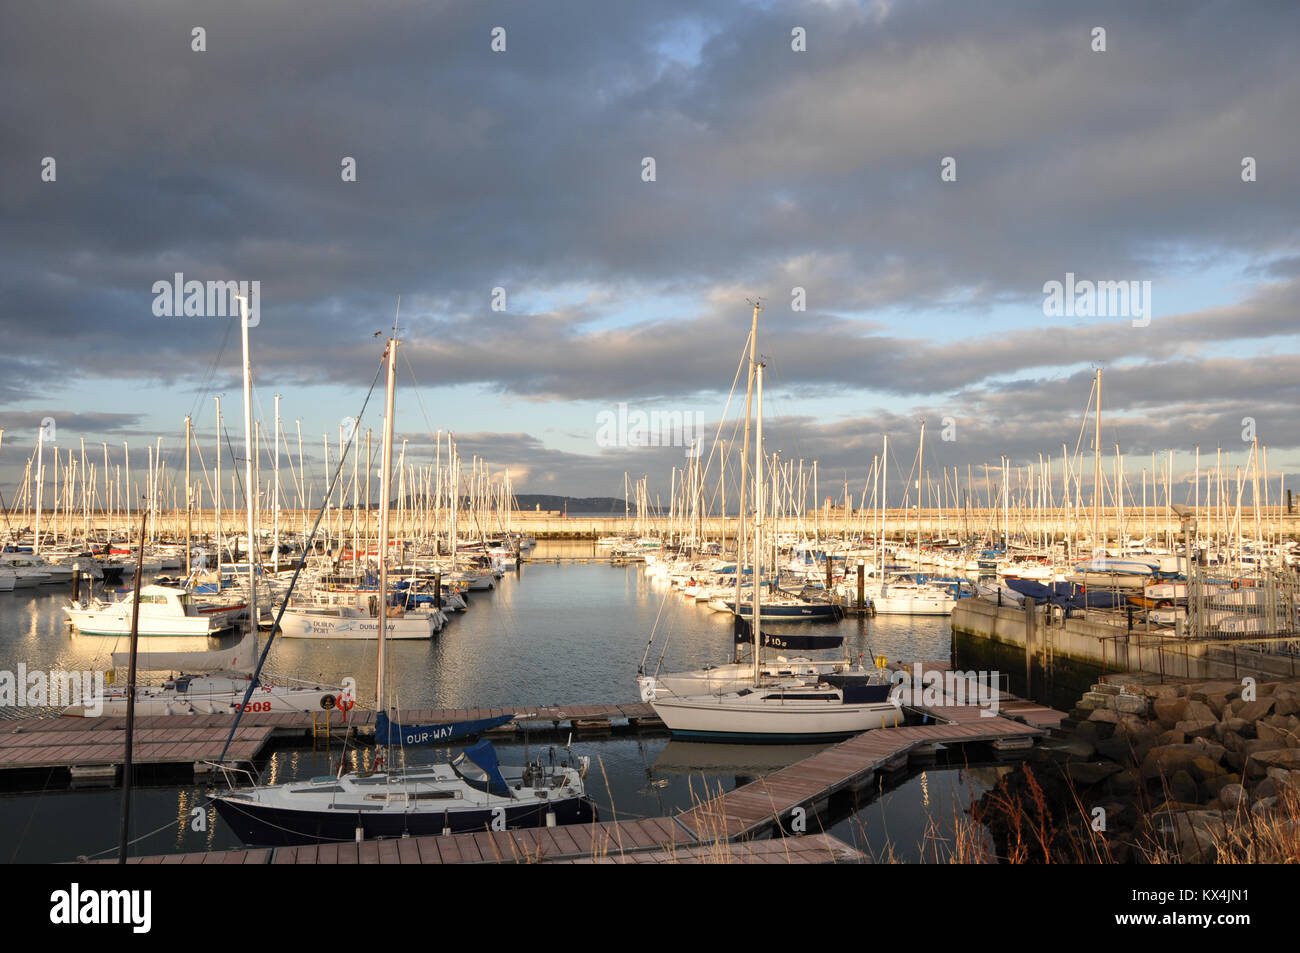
[974,676,1300,862]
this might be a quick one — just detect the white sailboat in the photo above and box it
[212,331,593,844]
[638,359,900,742]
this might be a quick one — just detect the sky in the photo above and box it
[1,0,1297,514]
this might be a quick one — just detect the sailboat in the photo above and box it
[638,359,900,743]
[62,629,343,717]
[212,331,595,845]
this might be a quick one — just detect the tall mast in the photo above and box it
[34,421,44,555]
[733,301,759,662]
[237,296,258,652]
[273,394,281,574]
[752,361,765,686]
[185,415,192,576]
[214,397,222,588]
[1093,368,1102,556]
[376,335,398,712]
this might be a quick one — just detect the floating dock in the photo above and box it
[91,673,1064,864]
[0,703,663,790]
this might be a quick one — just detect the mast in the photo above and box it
[237,295,258,651]
[1093,368,1102,556]
[752,361,765,686]
[376,335,398,712]
[34,420,44,556]
[733,301,759,663]
[214,397,222,589]
[185,415,192,576]
[273,394,281,574]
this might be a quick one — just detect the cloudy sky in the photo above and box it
[1,0,1297,514]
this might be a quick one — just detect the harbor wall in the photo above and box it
[951,598,1300,691]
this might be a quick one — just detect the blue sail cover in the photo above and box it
[1004,579,1130,613]
[375,710,514,746]
[732,616,844,650]
[461,739,512,797]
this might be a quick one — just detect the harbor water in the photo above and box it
[0,541,1005,863]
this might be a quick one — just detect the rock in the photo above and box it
[1089,708,1120,724]
[1264,767,1300,787]
[1096,736,1144,763]
[1106,768,1141,797]
[1142,684,1180,699]
[1074,720,1099,740]
[1222,717,1252,737]
[1249,748,1300,771]
[1169,770,1200,804]
[1274,695,1299,717]
[1251,796,1279,817]
[1142,743,1226,780]
[1176,719,1218,740]
[1158,729,1186,746]
[1256,722,1294,745]
[1065,761,1124,786]
[1079,691,1111,710]
[1114,714,1150,738]
[1115,693,1149,715]
[1254,777,1280,799]
[1218,782,1247,808]
[1050,738,1097,760]
[1185,700,1217,723]
[1202,693,1230,718]
[1091,682,1122,695]
[1153,697,1188,727]
[1234,698,1277,722]
[1189,756,1227,783]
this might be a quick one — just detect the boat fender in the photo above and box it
[320,694,336,710]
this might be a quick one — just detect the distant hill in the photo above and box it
[514,494,628,514]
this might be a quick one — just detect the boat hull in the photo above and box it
[212,793,596,847]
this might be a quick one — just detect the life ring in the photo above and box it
[338,695,355,713]
[320,694,336,710]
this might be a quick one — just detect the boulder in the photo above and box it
[1222,717,1252,738]
[1256,722,1295,746]
[1185,699,1218,723]
[1218,782,1247,809]
[1158,728,1186,746]
[1065,760,1124,786]
[1175,719,1218,740]
[1249,748,1300,771]
[1142,684,1180,699]
[1153,697,1188,727]
[1078,691,1111,710]
[1050,737,1097,760]
[1088,708,1120,724]
[1234,698,1277,722]
[1202,693,1230,718]
[1189,756,1227,783]
[1106,768,1141,797]
[1142,743,1226,780]
[1169,770,1200,804]
[1273,695,1299,717]
[1115,693,1149,715]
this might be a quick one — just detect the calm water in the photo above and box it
[0,541,1004,863]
